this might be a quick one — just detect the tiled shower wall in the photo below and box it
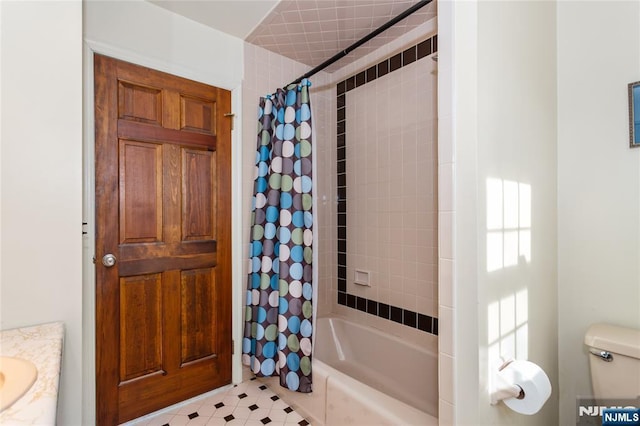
[243,18,439,351]
[339,36,438,328]
[317,18,439,349]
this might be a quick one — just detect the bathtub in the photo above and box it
[258,316,438,425]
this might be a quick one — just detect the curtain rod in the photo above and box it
[287,0,434,86]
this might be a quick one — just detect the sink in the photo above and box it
[0,356,38,412]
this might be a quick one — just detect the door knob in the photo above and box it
[102,254,117,267]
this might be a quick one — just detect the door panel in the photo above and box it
[182,149,216,241]
[181,268,217,363]
[180,95,216,135]
[119,273,163,381]
[118,81,163,125]
[119,140,163,243]
[95,54,232,425]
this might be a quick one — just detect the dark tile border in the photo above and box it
[335,34,438,336]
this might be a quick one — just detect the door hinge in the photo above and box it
[224,112,235,130]
[232,339,235,354]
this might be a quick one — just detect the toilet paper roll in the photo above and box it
[498,360,552,415]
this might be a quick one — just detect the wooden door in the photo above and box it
[94,54,232,425]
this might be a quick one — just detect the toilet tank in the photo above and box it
[584,323,640,400]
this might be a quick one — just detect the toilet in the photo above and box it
[584,323,640,399]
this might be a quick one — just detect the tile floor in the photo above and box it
[122,378,311,426]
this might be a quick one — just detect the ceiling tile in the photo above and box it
[246,0,437,74]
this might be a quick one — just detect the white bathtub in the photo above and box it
[259,316,438,426]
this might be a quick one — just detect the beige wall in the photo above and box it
[0,1,83,424]
[444,0,559,424]
[557,2,640,425]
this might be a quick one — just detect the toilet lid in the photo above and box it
[584,323,640,359]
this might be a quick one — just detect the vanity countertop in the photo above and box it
[0,322,64,425]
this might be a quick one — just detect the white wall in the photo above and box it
[0,1,83,425]
[84,0,243,90]
[557,2,640,425]
[445,1,559,424]
[83,1,244,424]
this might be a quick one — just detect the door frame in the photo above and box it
[82,40,245,425]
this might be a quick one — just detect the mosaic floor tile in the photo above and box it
[120,378,312,426]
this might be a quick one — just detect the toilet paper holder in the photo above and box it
[490,359,525,405]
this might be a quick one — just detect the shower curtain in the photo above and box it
[242,80,313,393]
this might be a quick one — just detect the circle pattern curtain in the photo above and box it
[242,80,313,393]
